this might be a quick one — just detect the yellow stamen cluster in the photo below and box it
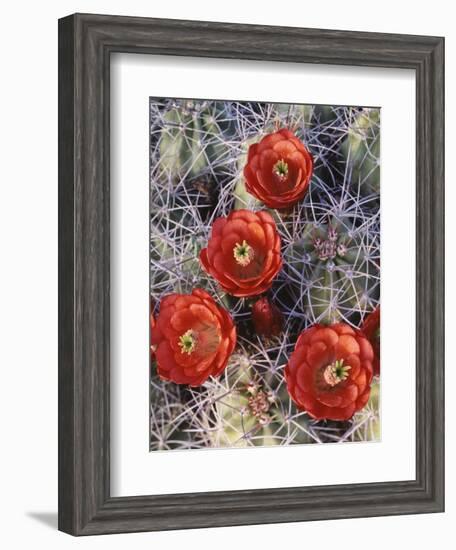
[233,240,253,267]
[178,329,197,355]
[323,359,351,387]
[273,158,289,179]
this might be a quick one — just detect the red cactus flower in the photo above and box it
[243,128,313,208]
[151,289,236,386]
[361,307,380,376]
[285,323,374,421]
[252,297,283,337]
[150,310,156,360]
[200,209,282,297]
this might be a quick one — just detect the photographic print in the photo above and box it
[149,99,380,451]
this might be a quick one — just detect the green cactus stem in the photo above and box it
[158,99,234,182]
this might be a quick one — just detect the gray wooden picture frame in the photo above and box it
[58,13,445,536]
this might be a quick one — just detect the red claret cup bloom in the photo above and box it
[151,289,236,386]
[252,297,283,337]
[243,128,313,208]
[285,323,374,421]
[361,307,380,376]
[150,310,156,361]
[200,209,282,297]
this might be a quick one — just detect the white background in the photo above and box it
[0,1,452,549]
[111,55,415,496]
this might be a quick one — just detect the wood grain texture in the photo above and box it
[58,13,445,536]
[58,15,76,535]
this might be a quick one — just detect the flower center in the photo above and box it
[178,329,197,355]
[323,359,351,387]
[233,240,254,266]
[273,159,289,179]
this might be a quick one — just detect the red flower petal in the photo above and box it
[335,335,360,358]
[361,307,380,375]
[318,392,343,408]
[170,309,196,333]
[211,217,227,237]
[307,341,331,369]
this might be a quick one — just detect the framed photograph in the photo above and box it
[58,13,444,535]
